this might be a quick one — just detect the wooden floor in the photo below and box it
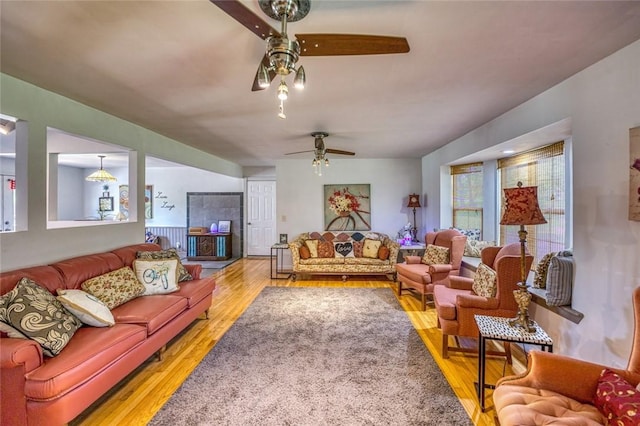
[72,258,526,426]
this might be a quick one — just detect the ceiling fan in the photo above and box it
[286,132,355,175]
[210,0,410,117]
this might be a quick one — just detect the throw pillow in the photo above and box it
[533,252,557,289]
[56,289,115,327]
[299,245,311,259]
[422,245,450,265]
[334,241,355,258]
[363,239,382,259]
[546,255,573,306]
[353,241,364,258]
[464,240,496,258]
[137,248,192,282]
[595,369,640,426]
[452,227,481,241]
[305,239,319,258]
[317,241,335,258]
[133,259,180,295]
[0,277,82,356]
[81,266,145,309]
[472,263,497,298]
[378,246,390,261]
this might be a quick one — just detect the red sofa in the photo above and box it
[0,243,216,426]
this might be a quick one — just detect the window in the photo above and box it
[452,162,483,235]
[498,142,566,265]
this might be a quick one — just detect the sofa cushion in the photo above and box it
[0,277,82,357]
[50,252,125,290]
[305,240,319,258]
[422,245,450,265]
[136,248,192,282]
[344,257,388,266]
[111,243,161,267]
[472,263,497,298]
[317,241,335,258]
[363,239,381,258]
[334,241,355,258]
[396,263,434,284]
[24,324,146,401]
[1,265,65,296]
[493,384,605,425]
[111,295,188,335]
[299,258,345,266]
[299,246,311,259]
[81,267,145,309]
[132,258,180,295]
[172,278,216,308]
[594,369,640,425]
[56,289,114,327]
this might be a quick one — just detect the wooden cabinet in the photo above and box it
[186,233,231,260]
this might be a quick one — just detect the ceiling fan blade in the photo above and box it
[326,148,356,156]
[210,0,280,40]
[251,54,277,92]
[296,34,410,56]
[285,150,315,155]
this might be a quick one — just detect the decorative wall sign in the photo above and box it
[324,184,371,231]
[155,191,176,210]
[630,126,640,221]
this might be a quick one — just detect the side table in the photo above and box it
[398,242,426,260]
[270,243,291,280]
[474,314,553,412]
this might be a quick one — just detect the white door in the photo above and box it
[247,181,276,256]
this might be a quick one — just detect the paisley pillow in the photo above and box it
[595,369,640,426]
[0,277,82,356]
[472,263,497,298]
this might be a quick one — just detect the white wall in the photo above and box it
[145,166,244,227]
[423,40,640,367]
[276,158,422,240]
[0,74,243,270]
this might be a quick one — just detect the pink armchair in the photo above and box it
[433,243,533,359]
[395,229,466,310]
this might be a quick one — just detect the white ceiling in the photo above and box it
[2,1,640,168]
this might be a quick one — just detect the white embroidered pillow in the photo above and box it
[56,289,115,327]
[422,245,450,265]
[362,239,381,259]
[133,259,180,295]
[472,263,497,298]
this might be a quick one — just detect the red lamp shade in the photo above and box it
[407,194,421,208]
[500,182,547,226]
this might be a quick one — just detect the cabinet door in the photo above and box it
[198,236,214,256]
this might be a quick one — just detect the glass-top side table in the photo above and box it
[270,243,292,280]
[474,314,553,412]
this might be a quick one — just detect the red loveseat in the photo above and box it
[0,243,216,426]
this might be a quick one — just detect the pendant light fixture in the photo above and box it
[85,155,117,183]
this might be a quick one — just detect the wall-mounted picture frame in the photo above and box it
[279,233,288,244]
[324,184,371,231]
[99,197,114,212]
[145,185,153,219]
[218,220,231,233]
[630,126,640,221]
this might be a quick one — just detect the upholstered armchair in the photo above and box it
[493,287,640,425]
[433,243,533,359]
[395,229,466,310]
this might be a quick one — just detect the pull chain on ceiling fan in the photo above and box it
[210,0,410,118]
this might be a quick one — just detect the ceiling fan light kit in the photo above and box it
[211,0,409,119]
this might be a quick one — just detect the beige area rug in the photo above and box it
[150,287,472,425]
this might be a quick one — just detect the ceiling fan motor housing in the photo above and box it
[259,0,310,22]
[267,37,300,75]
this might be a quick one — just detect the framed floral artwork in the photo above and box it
[630,126,640,221]
[324,184,371,231]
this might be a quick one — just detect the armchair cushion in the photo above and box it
[594,369,640,425]
[422,245,450,265]
[472,263,497,297]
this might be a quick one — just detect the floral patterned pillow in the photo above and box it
[0,277,82,356]
[81,266,145,309]
[472,263,497,298]
[422,245,450,265]
[595,369,640,425]
[317,241,335,258]
[137,248,192,282]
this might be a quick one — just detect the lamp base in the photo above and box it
[508,284,536,332]
[410,227,418,242]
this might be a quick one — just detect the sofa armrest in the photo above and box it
[428,264,453,274]
[496,350,640,404]
[449,275,474,290]
[385,241,400,267]
[405,256,422,264]
[289,242,302,270]
[456,294,499,309]
[184,264,202,280]
[0,337,43,372]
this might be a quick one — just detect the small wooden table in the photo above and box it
[474,314,553,412]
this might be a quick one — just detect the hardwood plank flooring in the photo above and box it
[72,258,526,425]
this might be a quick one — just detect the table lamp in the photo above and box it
[499,182,546,332]
[407,194,421,242]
